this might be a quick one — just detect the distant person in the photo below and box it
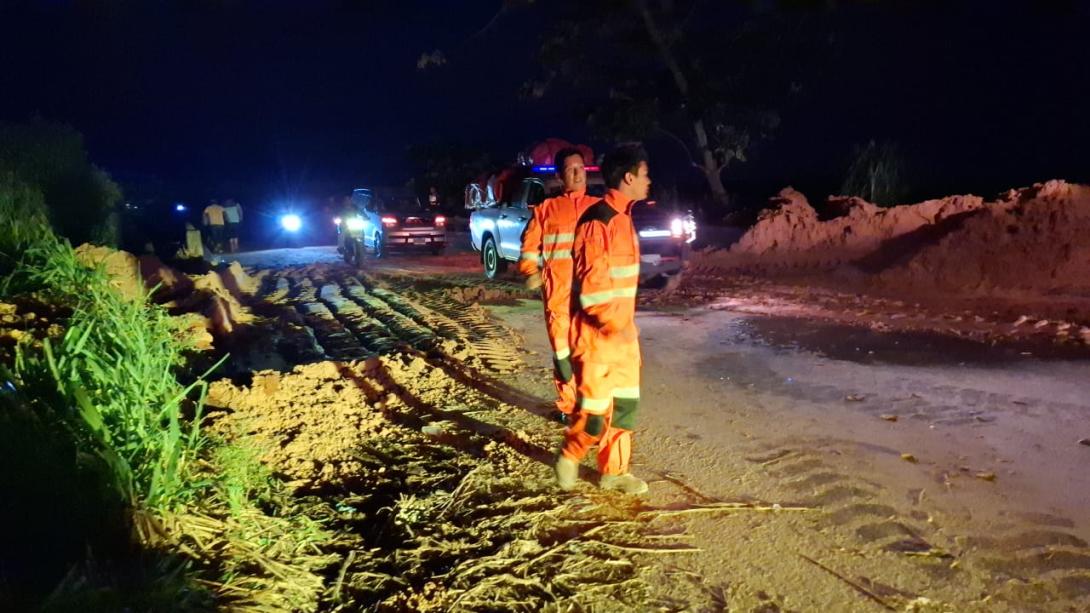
[223,198,244,252]
[202,199,226,254]
[427,186,440,209]
[180,222,205,259]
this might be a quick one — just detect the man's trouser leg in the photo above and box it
[553,348,576,415]
[562,361,639,475]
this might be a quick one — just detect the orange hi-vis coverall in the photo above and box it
[518,190,599,415]
[562,189,641,476]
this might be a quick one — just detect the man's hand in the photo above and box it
[525,272,543,290]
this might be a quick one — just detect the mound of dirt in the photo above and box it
[74,244,145,301]
[704,187,986,272]
[206,360,388,492]
[695,180,1090,301]
[74,244,259,341]
[878,180,1090,295]
[139,254,194,300]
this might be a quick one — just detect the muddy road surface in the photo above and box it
[215,246,1090,611]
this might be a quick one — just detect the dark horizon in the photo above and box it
[2,0,1088,212]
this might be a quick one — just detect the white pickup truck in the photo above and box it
[467,165,695,280]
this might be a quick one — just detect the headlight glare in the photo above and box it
[280,214,302,232]
[670,217,684,237]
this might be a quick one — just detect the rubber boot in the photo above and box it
[555,456,578,491]
[599,473,648,495]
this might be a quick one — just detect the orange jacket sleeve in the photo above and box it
[573,221,623,334]
[517,206,544,277]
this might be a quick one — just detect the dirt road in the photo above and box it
[213,246,1090,611]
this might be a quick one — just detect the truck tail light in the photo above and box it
[434,215,446,227]
[381,216,398,226]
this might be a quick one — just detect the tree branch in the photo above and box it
[635,0,690,96]
[654,126,702,172]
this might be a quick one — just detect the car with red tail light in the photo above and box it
[340,188,446,265]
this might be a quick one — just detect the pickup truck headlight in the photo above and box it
[670,217,684,237]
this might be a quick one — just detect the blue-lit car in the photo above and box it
[340,188,446,265]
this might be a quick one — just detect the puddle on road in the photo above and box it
[734,315,1090,367]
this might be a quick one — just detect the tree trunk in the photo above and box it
[692,118,730,209]
[636,0,730,209]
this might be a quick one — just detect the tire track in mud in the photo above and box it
[376,274,527,374]
[737,436,1090,610]
[708,344,1090,606]
[256,267,525,375]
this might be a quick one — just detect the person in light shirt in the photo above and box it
[202,199,226,254]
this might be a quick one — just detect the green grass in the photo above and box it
[1,178,335,610]
[10,236,214,509]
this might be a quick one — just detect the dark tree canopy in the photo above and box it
[524,0,830,211]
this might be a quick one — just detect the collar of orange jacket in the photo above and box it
[604,189,634,214]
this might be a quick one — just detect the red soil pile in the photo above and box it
[711,188,985,272]
[698,180,1090,298]
[877,180,1090,296]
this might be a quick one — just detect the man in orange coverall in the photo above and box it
[518,147,600,423]
[556,144,650,495]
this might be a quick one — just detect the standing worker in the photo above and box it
[518,147,600,424]
[202,199,226,254]
[556,144,651,495]
[223,198,244,253]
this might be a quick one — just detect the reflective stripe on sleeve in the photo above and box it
[543,249,571,261]
[542,232,575,246]
[554,347,570,360]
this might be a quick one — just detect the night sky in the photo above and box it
[2,0,1088,210]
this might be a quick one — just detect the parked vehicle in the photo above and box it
[467,164,695,280]
[339,188,446,266]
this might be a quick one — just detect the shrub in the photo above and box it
[840,139,910,206]
[0,119,123,246]
[0,173,51,280]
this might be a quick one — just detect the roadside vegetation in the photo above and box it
[0,164,333,609]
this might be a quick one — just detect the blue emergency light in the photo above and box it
[532,165,600,173]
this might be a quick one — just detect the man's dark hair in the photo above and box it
[552,147,585,172]
[601,144,648,189]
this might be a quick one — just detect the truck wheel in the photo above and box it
[482,236,507,279]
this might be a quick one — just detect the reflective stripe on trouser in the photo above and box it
[562,360,640,475]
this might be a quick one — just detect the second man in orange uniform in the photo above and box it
[518,148,600,421]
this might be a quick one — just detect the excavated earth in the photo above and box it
[185,252,1085,612]
[43,236,1090,611]
[671,180,1090,352]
